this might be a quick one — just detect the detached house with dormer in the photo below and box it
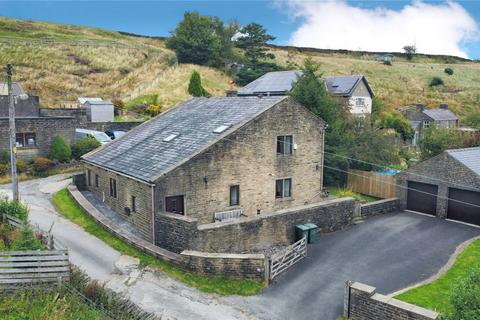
[82,96,326,244]
[237,71,374,116]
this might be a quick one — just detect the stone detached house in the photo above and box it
[82,96,326,243]
[397,147,480,226]
[402,104,459,146]
[0,82,76,160]
[237,71,374,116]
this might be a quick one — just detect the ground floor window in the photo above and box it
[15,133,36,148]
[109,178,117,198]
[230,185,240,206]
[275,178,292,198]
[165,195,185,215]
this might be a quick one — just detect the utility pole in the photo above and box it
[6,64,19,201]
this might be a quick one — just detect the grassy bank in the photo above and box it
[396,239,480,314]
[327,187,378,203]
[52,188,265,296]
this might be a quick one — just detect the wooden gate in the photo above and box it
[269,237,307,280]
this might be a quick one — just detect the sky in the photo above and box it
[1,1,480,59]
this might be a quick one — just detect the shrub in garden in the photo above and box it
[430,77,444,87]
[10,227,44,251]
[0,148,9,164]
[145,104,162,117]
[443,268,480,320]
[33,156,55,172]
[444,68,454,75]
[49,136,72,163]
[71,136,101,160]
[0,163,8,176]
[0,196,28,221]
[16,159,28,173]
[188,70,209,97]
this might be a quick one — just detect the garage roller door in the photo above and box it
[407,181,438,215]
[447,188,480,226]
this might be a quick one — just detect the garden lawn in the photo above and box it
[52,188,265,296]
[396,239,480,315]
[327,187,378,203]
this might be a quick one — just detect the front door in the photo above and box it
[165,195,185,215]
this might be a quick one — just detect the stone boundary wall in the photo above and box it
[195,198,356,253]
[67,184,181,264]
[156,213,198,254]
[345,282,439,320]
[181,251,267,281]
[360,198,399,219]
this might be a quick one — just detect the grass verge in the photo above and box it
[396,239,480,314]
[52,188,265,296]
[327,187,378,203]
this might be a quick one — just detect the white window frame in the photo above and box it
[355,98,365,107]
[423,120,430,129]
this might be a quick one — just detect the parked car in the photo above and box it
[105,130,126,140]
[75,129,112,145]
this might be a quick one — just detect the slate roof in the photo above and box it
[324,75,374,97]
[78,97,103,104]
[237,71,302,96]
[446,147,480,176]
[83,96,287,182]
[85,100,113,106]
[423,108,459,121]
[0,82,25,96]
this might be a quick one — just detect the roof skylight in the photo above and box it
[213,125,230,134]
[163,133,179,142]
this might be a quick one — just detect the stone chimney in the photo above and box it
[416,103,425,112]
[439,103,448,110]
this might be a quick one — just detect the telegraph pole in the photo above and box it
[6,64,19,201]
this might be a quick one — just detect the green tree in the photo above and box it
[235,23,275,62]
[234,61,283,86]
[166,11,231,66]
[381,113,415,141]
[403,45,416,61]
[188,70,209,97]
[464,111,480,129]
[290,58,400,185]
[418,127,464,160]
[443,268,480,320]
[49,136,72,163]
[71,136,101,160]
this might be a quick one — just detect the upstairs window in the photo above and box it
[95,174,99,187]
[275,178,292,198]
[230,185,240,206]
[355,98,365,107]
[15,133,36,148]
[423,120,430,129]
[109,178,117,198]
[131,196,136,212]
[276,135,293,155]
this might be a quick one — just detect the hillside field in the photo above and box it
[0,17,479,120]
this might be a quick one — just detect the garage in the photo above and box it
[447,188,480,226]
[406,181,438,215]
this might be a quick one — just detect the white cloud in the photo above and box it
[286,0,478,58]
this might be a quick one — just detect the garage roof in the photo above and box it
[447,147,480,176]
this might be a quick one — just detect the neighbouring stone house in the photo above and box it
[81,96,326,244]
[397,147,480,226]
[236,71,374,116]
[0,82,76,160]
[402,104,459,146]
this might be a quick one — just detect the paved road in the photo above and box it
[2,176,479,320]
[226,212,480,320]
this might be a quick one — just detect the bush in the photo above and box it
[71,136,101,160]
[381,113,415,141]
[0,148,9,164]
[383,60,392,66]
[444,67,454,75]
[33,156,55,172]
[0,196,28,221]
[16,159,28,173]
[188,70,209,97]
[49,136,72,163]
[145,104,162,117]
[430,77,444,87]
[10,227,44,251]
[443,268,480,320]
[0,163,8,176]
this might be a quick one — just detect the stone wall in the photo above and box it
[181,251,267,280]
[194,198,355,253]
[83,163,155,242]
[360,198,399,218]
[346,282,439,320]
[155,98,326,224]
[0,117,76,161]
[155,212,198,253]
[396,152,480,218]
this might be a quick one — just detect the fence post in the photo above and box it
[344,280,352,318]
[48,233,53,250]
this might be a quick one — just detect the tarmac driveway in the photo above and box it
[227,212,480,320]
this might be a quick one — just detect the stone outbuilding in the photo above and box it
[82,96,326,244]
[397,147,480,226]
